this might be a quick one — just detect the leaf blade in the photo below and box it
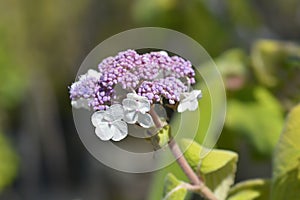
[179,139,238,200]
[227,179,271,200]
[163,173,188,200]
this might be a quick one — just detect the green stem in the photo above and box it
[149,106,217,200]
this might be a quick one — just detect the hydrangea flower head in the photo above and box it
[69,49,202,141]
[70,50,197,111]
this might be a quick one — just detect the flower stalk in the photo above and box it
[149,107,217,200]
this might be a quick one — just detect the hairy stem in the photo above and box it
[149,106,217,200]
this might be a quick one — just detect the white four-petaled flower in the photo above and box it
[91,104,128,141]
[177,90,202,113]
[122,93,154,128]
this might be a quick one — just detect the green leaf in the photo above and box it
[179,139,238,200]
[226,87,284,156]
[163,173,187,200]
[251,40,286,87]
[151,125,171,150]
[273,104,300,178]
[251,40,300,88]
[215,48,248,77]
[271,104,300,200]
[226,0,261,28]
[227,179,271,200]
[272,166,300,200]
[0,133,18,192]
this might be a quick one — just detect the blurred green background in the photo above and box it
[0,0,300,199]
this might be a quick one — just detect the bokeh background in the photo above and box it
[0,0,300,199]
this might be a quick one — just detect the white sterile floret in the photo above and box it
[122,93,154,128]
[91,104,128,141]
[70,69,101,110]
[158,51,168,56]
[71,98,92,110]
[177,90,202,113]
[79,69,101,80]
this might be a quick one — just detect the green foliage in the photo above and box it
[147,163,188,200]
[0,27,27,110]
[132,0,176,25]
[226,0,261,28]
[271,104,300,200]
[251,40,300,88]
[215,49,248,78]
[132,0,230,56]
[272,167,300,200]
[151,125,171,150]
[163,173,188,200]
[226,87,284,156]
[0,133,18,192]
[227,179,271,200]
[273,104,300,178]
[179,139,238,200]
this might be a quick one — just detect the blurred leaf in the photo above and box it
[132,0,230,56]
[227,179,271,200]
[271,167,300,200]
[179,139,238,200]
[226,0,261,28]
[214,49,249,90]
[132,0,176,24]
[251,40,286,87]
[163,173,187,200]
[226,87,284,156]
[215,49,248,77]
[251,40,300,87]
[271,104,300,200]
[0,133,18,192]
[273,104,300,178]
[0,28,27,110]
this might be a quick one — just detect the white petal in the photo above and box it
[95,124,113,141]
[159,51,168,56]
[105,104,124,121]
[71,98,91,110]
[177,101,190,113]
[91,111,105,126]
[79,69,101,81]
[190,90,202,100]
[78,74,87,81]
[179,92,190,101]
[127,93,138,99]
[122,98,138,111]
[127,93,148,101]
[188,99,199,111]
[137,99,150,113]
[70,81,80,90]
[87,69,101,79]
[125,93,151,113]
[138,113,154,128]
[111,121,128,141]
[123,110,138,124]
